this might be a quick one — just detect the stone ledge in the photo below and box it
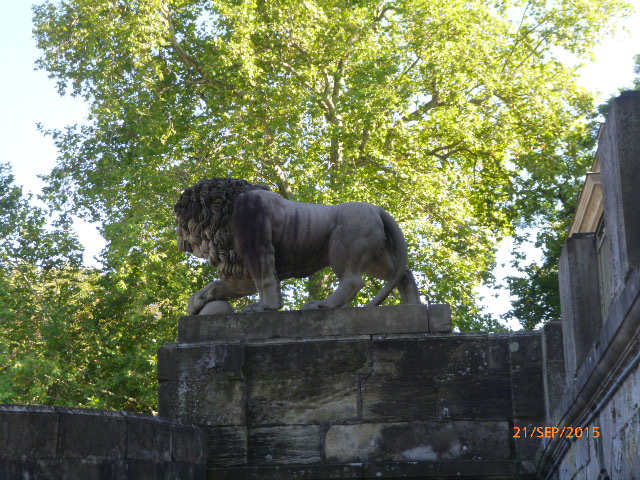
[207,460,537,479]
[178,304,452,343]
[0,404,206,479]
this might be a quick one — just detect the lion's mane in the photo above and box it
[175,178,270,278]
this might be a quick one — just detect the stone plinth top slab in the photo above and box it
[178,304,451,343]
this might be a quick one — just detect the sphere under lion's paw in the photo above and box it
[198,300,235,315]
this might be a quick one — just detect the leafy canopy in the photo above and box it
[33,0,629,332]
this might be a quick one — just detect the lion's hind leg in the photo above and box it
[301,271,365,309]
[397,269,421,304]
[302,218,378,309]
[366,254,421,305]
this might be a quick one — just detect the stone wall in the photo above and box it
[159,305,545,479]
[0,404,206,479]
[555,359,640,479]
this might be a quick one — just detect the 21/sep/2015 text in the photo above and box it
[513,426,601,439]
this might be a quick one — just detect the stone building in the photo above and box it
[536,91,640,479]
[1,91,638,479]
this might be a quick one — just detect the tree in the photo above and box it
[504,52,640,330]
[0,164,182,412]
[33,0,630,331]
[0,162,88,405]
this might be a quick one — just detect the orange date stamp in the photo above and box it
[513,426,601,439]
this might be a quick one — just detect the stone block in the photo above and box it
[126,417,171,462]
[509,333,545,418]
[428,304,453,332]
[172,462,206,479]
[599,91,640,288]
[57,412,126,460]
[0,411,59,460]
[542,320,566,420]
[178,304,430,343]
[371,336,491,377]
[203,426,247,467]
[4,459,128,480]
[248,425,322,465]
[158,343,245,382]
[488,335,511,373]
[127,460,168,480]
[324,421,510,463]
[542,320,565,363]
[159,379,246,426]
[361,375,438,421]
[207,464,362,480]
[558,233,602,381]
[172,423,206,465]
[512,418,544,461]
[362,460,532,478]
[248,374,358,425]
[436,375,513,420]
[246,340,370,380]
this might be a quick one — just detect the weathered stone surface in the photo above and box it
[512,418,544,461]
[173,424,207,464]
[248,374,358,425]
[248,426,322,465]
[361,375,438,421]
[58,412,127,459]
[0,405,206,479]
[598,90,640,292]
[0,411,59,460]
[362,460,536,478]
[509,333,545,418]
[127,417,171,462]
[428,304,453,332]
[436,375,513,420]
[207,464,362,480]
[158,343,245,382]
[3,459,128,480]
[179,304,430,343]
[204,426,247,467]
[558,233,602,382]
[371,336,491,377]
[488,334,511,373]
[159,379,246,426]
[542,320,566,419]
[246,340,370,380]
[325,421,511,463]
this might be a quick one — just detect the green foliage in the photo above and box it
[505,52,640,330]
[32,0,629,331]
[502,118,599,329]
[0,164,183,413]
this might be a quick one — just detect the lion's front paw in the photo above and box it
[243,302,280,313]
[300,300,331,310]
[187,293,207,315]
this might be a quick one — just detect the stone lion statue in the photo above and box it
[175,177,421,314]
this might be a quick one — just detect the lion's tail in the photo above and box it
[368,209,409,306]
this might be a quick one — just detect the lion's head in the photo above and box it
[175,178,270,278]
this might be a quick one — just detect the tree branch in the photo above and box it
[161,5,245,97]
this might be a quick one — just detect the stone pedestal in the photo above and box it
[158,305,544,479]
